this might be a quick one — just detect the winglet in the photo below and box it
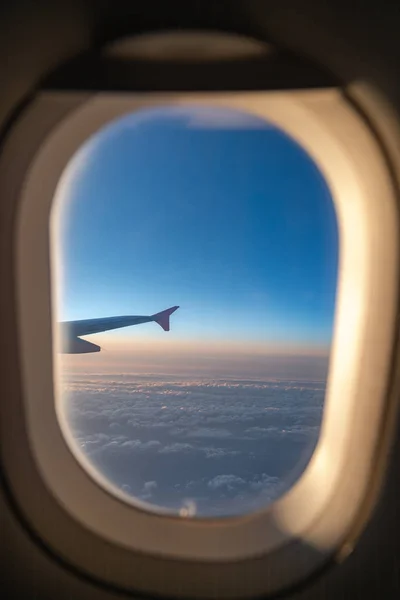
[152,306,179,331]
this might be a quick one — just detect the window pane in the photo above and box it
[52,104,338,517]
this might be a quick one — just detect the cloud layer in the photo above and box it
[61,371,325,517]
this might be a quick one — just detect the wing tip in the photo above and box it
[152,306,179,331]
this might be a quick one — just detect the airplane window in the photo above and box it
[52,104,338,518]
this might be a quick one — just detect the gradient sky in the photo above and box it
[54,105,338,352]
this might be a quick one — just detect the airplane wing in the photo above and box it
[58,306,179,354]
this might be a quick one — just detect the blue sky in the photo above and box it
[54,105,338,349]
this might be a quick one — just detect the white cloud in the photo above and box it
[202,447,241,459]
[208,475,247,490]
[141,480,158,500]
[249,473,280,491]
[120,440,161,451]
[143,480,157,492]
[159,443,194,454]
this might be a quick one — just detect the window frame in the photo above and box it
[0,88,398,598]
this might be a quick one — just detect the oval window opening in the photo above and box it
[51,104,338,518]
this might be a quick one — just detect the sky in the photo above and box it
[53,104,338,357]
